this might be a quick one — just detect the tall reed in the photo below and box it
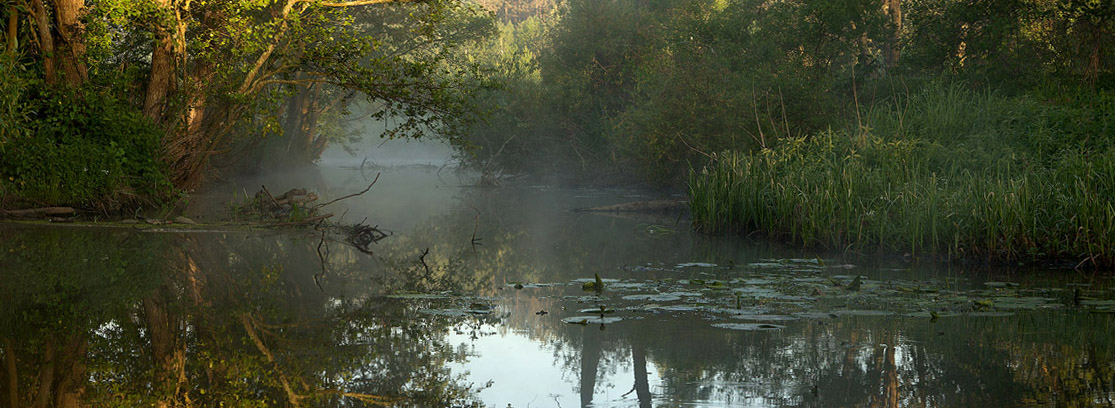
[689,83,1115,266]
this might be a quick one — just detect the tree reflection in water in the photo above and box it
[3,178,1115,407]
[379,185,1115,407]
[0,225,487,407]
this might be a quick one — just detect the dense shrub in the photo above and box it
[0,61,171,210]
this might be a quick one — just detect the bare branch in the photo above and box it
[316,172,380,208]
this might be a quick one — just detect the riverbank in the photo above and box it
[689,84,1115,267]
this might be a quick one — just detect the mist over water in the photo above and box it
[319,136,458,169]
[4,163,1115,407]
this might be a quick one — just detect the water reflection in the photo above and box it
[0,225,485,407]
[3,168,1114,407]
[457,294,1115,407]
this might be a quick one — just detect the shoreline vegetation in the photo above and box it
[690,84,1114,267]
[4,0,1115,268]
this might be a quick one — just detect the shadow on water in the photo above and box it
[3,167,1115,407]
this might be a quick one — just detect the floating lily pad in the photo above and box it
[904,312,962,318]
[562,316,624,325]
[1081,299,1115,313]
[622,294,682,302]
[562,295,609,303]
[1080,299,1115,308]
[607,282,655,290]
[967,311,1016,317]
[646,305,705,312]
[731,314,799,322]
[708,307,769,315]
[831,310,895,316]
[578,307,616,314]
[676,262,718,268]
[712,323,786,331]
[793,312,838,319]
[572,277,620,283]
[992,297,1059,310]
[747,262,788,269]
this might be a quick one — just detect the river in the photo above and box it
[2,165,1113,407]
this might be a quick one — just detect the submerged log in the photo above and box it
[0,207,76,218]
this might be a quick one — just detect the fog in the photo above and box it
[318,117,458,169]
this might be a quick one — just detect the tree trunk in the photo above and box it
[143,291,185,408]
[3,338,18,408]
[144,34,174,122]
[143,0,177,123]
[631,342,652,408]
[31,340,52,408]
[52,0,87,86]
[884,0,902,68]
[283,84,309,159]
[579,327,602,408]
[52,335,87,408]
[28,0,55,84]
[302,84,322,162]
[6,7,16,58]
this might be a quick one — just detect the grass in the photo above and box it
[689,82,1115,266]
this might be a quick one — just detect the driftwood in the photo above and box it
[0,207,76,218]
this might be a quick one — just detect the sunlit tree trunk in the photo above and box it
[143,0,177,122]
[53,0,88,86]
[6,8,16,58]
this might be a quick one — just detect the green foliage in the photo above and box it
[0,64,172,209]
[690,84,1115,265]
[453,0,896,184]
[451,0,1115,186]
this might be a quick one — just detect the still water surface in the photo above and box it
[2,166,1113,407]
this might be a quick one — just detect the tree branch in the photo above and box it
[308,0,411,7]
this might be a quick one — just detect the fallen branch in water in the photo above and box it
[271,214,333,227]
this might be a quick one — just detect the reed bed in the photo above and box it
[689,83,1115,266]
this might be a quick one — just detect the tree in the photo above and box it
[2,0,494,192]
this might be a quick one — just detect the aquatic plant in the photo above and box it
[689,84,1115,266]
